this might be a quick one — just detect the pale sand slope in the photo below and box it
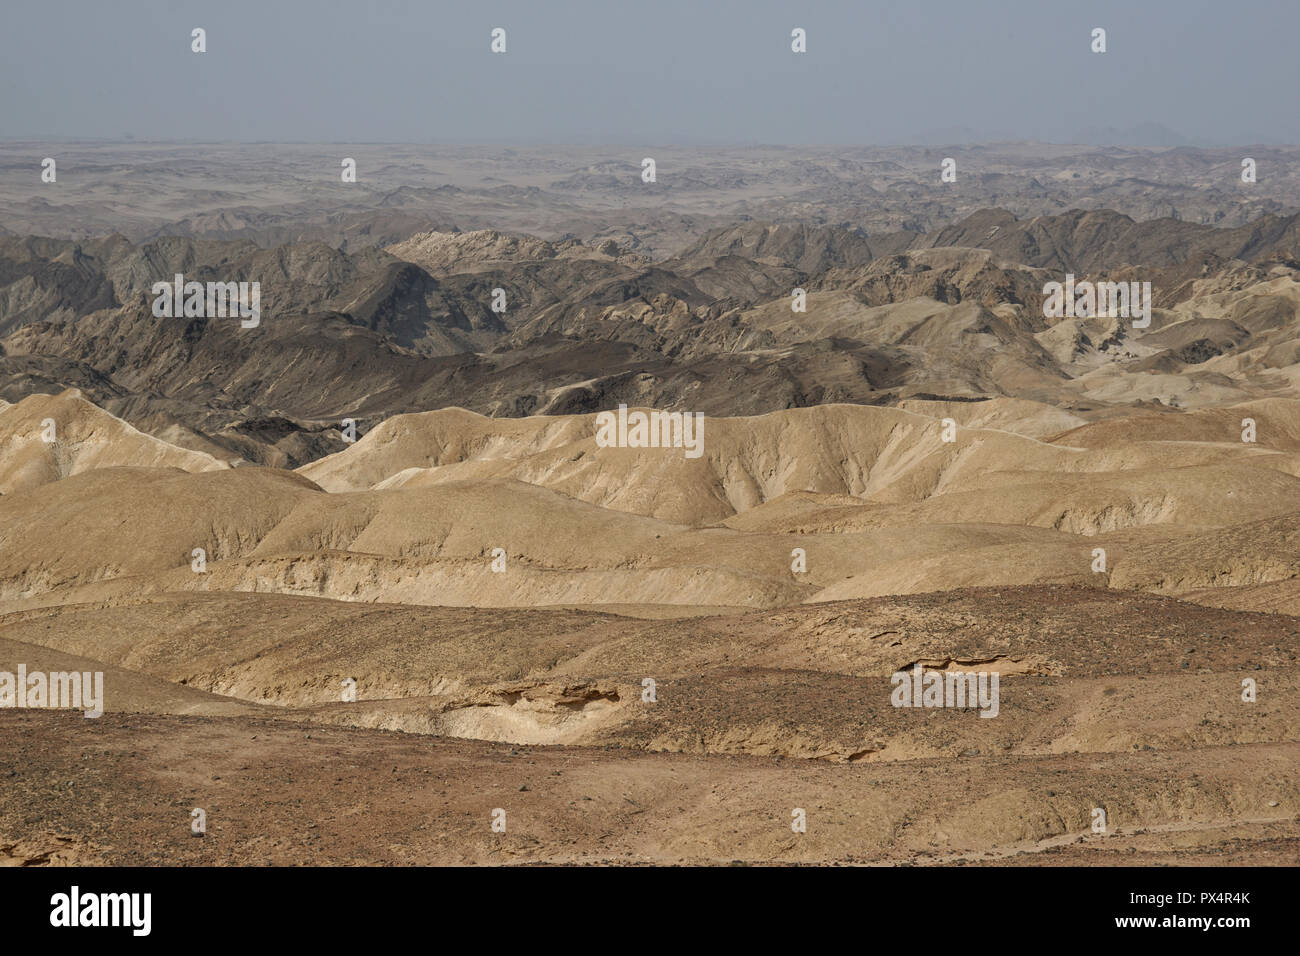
[6,398,1300,612]
[0,388,228,495]
[4,392,1299,865]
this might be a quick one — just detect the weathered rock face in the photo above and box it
[2,206,1300,469]
[4,146,1300,867]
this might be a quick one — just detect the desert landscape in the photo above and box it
[1,136,1298,867]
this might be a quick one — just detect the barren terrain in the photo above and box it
[1,143,1297,866]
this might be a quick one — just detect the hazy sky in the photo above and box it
[2,0,1296,145]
